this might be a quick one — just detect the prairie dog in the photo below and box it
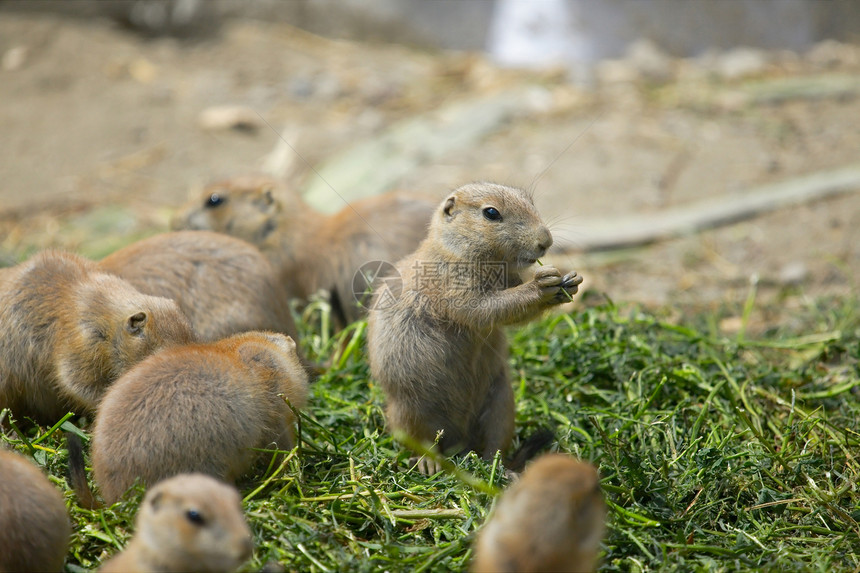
[171,174,436,326]
[99,230,299,341]
[366,182,582,473]
[0,250,195,424]
[92,331,309,504]
[99,473,253,573]
[0,449,70,572]
[472,454,605,572]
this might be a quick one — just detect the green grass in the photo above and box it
[3,293,860,571]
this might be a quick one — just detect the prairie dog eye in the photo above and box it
[186,509,205,525]
[205,193,225,208]
[482,207,502,221]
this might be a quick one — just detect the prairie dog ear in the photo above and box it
[442,196,456,218]
[255,188,278,212]
[237,342,273,369]
[238,337,297,372]
[127,311,147,335]
[262,333,296,353]
[149,490,164,511]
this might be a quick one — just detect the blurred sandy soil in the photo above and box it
[1,12,859,331]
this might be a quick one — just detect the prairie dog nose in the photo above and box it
[536,226,553,255]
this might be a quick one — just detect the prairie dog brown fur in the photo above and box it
[171,174,436,326]
[0,250,195,425]
[99,473,253,573]
[92,331,309,504]
[0,449,70,572]
[366,182,582,473]
[99,231,299,341]
[472,454,605,572]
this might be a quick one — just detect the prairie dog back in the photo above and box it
[92,331,309,503]
[0,449,71,572]
[99,230,299,341]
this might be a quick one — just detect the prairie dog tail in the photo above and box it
[66,431,100,509]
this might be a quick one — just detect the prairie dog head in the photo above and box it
[232,331,310,410]
[57,273,195,408]
[171,176,284,245]
[135,473,253,572]
[431,182,552,268]
[473,454,605,572]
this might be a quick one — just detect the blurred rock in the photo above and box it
[287,77,316,101]
[778,261,809,285]
[218,0,495,50]
[128,58,158,84]
[301,88,541,212]
[626,39,674,82]
[260,127,301,180]
[198,105,263,133]
[107,0,215,37]
[488,0,581,69]
[596,59,639,84]
[716,47,770,80]
[2,46,27,72]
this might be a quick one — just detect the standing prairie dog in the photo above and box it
[92,331,309,504]
[99,231,299,342]
[171,174,437,327]
[366,182,582,473]
[0,250,195,425]
[0,449,71,573]
[472,454,606,572]
[99,473,253,573]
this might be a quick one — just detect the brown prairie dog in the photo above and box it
[99,230,299,342]
[92,331,309,504]
[170,174,437,326]
[99,473,253,573]
[0,250,195,425]
[472,454,605,572]
[0,449,71,573]
[366,182,582,473]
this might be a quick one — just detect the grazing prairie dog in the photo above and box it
[0,449,71,573]
[99,230,299,341]
[99,473,253,573]
[92,331,309,504]
[0,250,195,425]
[472,454,605,572]
[171,174,436,326]
[366,182,582,473]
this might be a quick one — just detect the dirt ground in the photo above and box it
[2,12,858,332]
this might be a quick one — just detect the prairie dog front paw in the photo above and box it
[554,271,583,302]
[533,267,563,302]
